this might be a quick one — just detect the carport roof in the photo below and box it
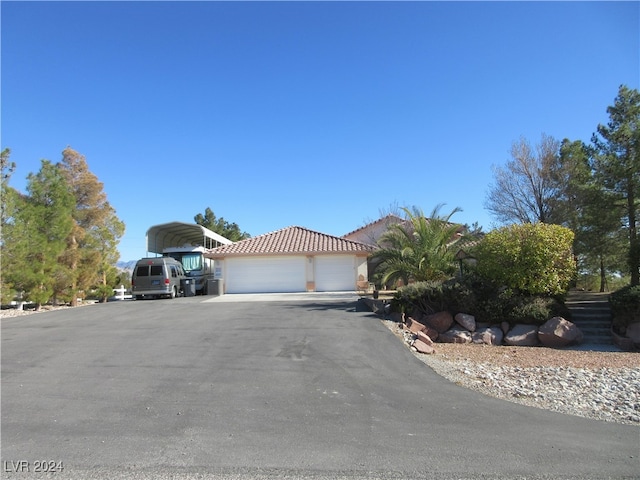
[205,226,375,258]
[146,222,233,254]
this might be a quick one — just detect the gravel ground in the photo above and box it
[1,303,96,318]
[382,320,640,426]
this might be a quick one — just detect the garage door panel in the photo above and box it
[315,256,356,292]
[226,257,306,294]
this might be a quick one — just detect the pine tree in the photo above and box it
[592,85,640,286]
[6,161,74,309]
[553,139,626,291]
[194,207,250,241]
[58,147,125,304]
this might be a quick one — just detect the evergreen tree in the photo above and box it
[194,207,250,241]
[5,161,74,309]
[58,147,125,304]
[1,148,19,303]
[554,139,625,291]
[592,85,640,286]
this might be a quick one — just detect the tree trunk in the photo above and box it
[628,180,639,286]
[69,231,79,306]
[599,256,607,292]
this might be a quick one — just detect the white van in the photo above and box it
[131,257,188,300]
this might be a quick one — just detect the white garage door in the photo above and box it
[315,255,356,292]
[225,256,306,294]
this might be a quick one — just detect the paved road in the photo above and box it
[2,296,638,479]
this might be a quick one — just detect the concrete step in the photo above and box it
[565,291,614,345]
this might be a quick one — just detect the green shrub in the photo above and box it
[391,274,569,326]
[473,223,576,296]
[610,285,640,330]
[392,281,444,315]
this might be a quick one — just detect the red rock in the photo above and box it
[422,325,439,342]
[423,311,454,333]
[407,318,428,334]
[413,339,435,354]
[505,324,540,346]
[538,316,583,348]
[416,330,434,346]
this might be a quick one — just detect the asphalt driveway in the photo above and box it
[2,296,638,479]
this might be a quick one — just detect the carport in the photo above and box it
[146,222,232,254]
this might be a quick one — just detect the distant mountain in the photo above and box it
[116,260,137,273]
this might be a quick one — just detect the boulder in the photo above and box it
[538,316,584,348]
[406,317,428,334]
[472,326,504,346]
[455,313,476,332]
[413,338,435,354]
[406,317,439,341]
[438,327,473,344]
[423,311,454,333]
[416,330,434,346]
[625,322,640,346]
[504,324,540,346]
[423,325,439,342]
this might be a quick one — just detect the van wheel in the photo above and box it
[170,287,177,299]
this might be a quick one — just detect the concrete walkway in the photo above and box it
[203,291,361,303]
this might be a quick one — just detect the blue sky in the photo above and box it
[2,1,638,262]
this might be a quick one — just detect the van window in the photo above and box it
[136,266,150,276]
[170,266,178,278]
[150,266,163,276]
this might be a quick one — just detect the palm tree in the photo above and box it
[371,205,463,287]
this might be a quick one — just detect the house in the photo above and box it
[342,214,404,245]
[205,226,375,294]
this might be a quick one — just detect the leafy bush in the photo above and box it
[610,285,640,330]
[474,288,568,326]
[391,274,569,326]
[473,223,576,296]
[392,281,444,315]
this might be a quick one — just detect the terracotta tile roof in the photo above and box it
[206,226,375,258]
[342,214,405,239]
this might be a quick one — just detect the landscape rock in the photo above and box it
[501,322,510,334]
[472,326,504,346]
[406,317,428,334]
[423,325,439,342]
[538,316,584,348]
[423,311,454,333]
[416,330,434,346]
[406,318,439,341]
[439,327,473,344]
[413,339,435,354]
[625,322,640,345]
[504,324,540,347]
[455,313,476,332]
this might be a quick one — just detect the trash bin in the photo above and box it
[181,278,196,297]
